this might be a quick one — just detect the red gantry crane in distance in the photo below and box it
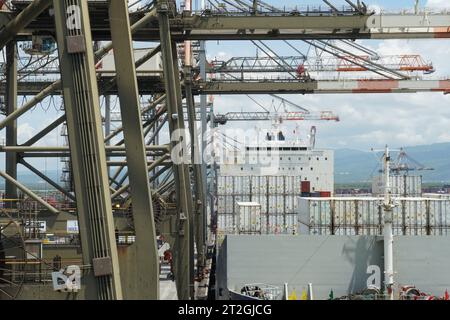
[208,54,435,79]
[214,94,339,125]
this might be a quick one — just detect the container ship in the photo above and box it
[213,129,450,301]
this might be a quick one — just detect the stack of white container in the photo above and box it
[298,197,450,236]
[217,176,302,236]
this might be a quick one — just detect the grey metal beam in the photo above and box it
[158,0,195,300]
[105,96,111,146]
[0,7,160,132]
[16,7,450,40]
[5,42,18,202]
[19,158,76,201]
[108,104,167,192]
[53,0,122,300]
[146,114,168,145]
[185,67,206,275]
[108,0,159,300]
[0,146,169,152]
[104,94,166,144]
[0,170,59,214]
[0,80,61,131]
[105,95,111,176]
[20,151,167,158]
[20,49,163,148]
[22,114,65,146]
[107,161,172,167]
[0,0,52,49]
[110,155,170,199]
[199,40,209,248]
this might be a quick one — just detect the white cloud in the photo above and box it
[426,0,450,9]
[18,123,36,141]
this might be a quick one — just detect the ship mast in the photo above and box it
[382,145,395,300]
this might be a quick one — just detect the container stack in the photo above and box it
[298,197,450,236]
[236,202,262,234]
[217,176,303,236]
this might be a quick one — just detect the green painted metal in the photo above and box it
[108,0,160,299]
[5,42,18,202]
[158,0,195,300]
[53,0,122,300]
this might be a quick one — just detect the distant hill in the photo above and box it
[335,142,450,184]
[0,143,448,188]
[0,171,60,190]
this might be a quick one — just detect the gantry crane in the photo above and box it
[390,148,434,175]
[213,94,339,150]
[214,110,339,125]
[208,54,435,78]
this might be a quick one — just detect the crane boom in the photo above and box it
[214,111,339,124]
[208,54,434,75]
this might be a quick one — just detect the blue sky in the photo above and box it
[1,0,450,175]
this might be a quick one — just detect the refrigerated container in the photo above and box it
[237,202,262,234]
[372,175,422,197]
[297,197,450,236]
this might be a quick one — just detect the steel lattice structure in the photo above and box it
[0,0,448,300]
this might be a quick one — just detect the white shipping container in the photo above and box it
[268,196,278,214]
[277,195,284,214]
[217,214,236,234]
[285,214,298,234]
[237,202,262,234]
[297,197,450,236]
[218,196,226,214]
[262,215,284,234]
[224,195,234,214]
[277,176,285,194]
[218,177,226,195]
[285,195,295,214]
[251,195,267,213]
[372,175,422,197]
[268,177,277,195]
[234,176,251,195]
[234,196,250,215]
[251,176,268,194]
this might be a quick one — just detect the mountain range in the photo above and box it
[0,142,448,188]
